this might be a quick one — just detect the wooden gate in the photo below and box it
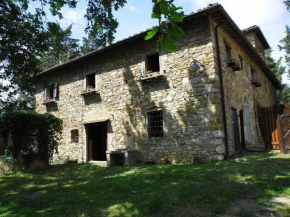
[262,104,290,153]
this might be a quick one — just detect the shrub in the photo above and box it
[0,111,62,169]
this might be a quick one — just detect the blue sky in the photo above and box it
[32,0,290,81]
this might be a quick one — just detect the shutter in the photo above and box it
[43,87,47,101]
[84,75,87,91]
[95,73,98,90]
[245,106,253,142]
[53,82,58,99]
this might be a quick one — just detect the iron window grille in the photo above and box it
[147,108,164,138]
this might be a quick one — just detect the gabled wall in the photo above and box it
[244,31,266,58]
[210,18,277,154]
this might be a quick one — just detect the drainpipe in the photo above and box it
[214,22,229,160]
[81,62,85,163]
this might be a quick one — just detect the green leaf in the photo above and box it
[144,26,159,40]
[164,36,177,52]
[160,22,170,36]
[56,0,63,11]
[151,12,161,19]
[169,24,184,37]
[157,36,163,53]
[171,14,183,22]
[160,3,169,15]
[152,4,161,19]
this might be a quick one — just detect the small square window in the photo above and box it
[146,53,160,73]
[239,56,243,70]
[71,129,79,143]
[86,73,95,89]
[147,108,164,138]
[225,43,232,61]
[250,66,256,79]
[43,82,58,101]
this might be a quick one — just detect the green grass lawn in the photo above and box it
[0,152,290,217]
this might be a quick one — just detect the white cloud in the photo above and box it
[126,4,140,13]
[58,8,87,39]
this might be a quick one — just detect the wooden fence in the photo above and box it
[262,104,290,153]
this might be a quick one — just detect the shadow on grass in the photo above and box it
[0,153,290,217]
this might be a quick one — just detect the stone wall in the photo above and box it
[36,17,225,163]
[210,19,277,153]
[243,31,265,58]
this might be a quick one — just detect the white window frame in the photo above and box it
[142,50,163,75]
[43,82,58,101]
[83,72,98,91]
[239,55,244,70]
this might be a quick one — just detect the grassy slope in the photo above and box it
[0,153,290,217]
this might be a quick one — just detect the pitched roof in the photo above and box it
[37,3,221,76]
[38,3,280,89]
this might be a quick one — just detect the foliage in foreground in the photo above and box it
[265,49,290,103]
[0,153,289,217]
[0,0,185,99]
[0,111,62,168]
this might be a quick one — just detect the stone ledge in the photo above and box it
[80,90,99,96]
[106,150,140,167]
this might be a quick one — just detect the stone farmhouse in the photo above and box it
[35,4,280,165]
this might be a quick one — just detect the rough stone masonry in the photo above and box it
[35,5,277,164]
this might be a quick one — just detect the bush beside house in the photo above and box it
[0,111,62,171]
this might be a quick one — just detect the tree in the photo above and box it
[265,49,290,104]
[0,0,184,99]
[280,1,290,74]
[279,26,290,73]
[0,94,35,113]
[284,0,290,10]
[80,32,99,55]
[39,23,81,71]
[0,1,47,97]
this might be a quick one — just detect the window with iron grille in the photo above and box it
[147,108,164,138]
